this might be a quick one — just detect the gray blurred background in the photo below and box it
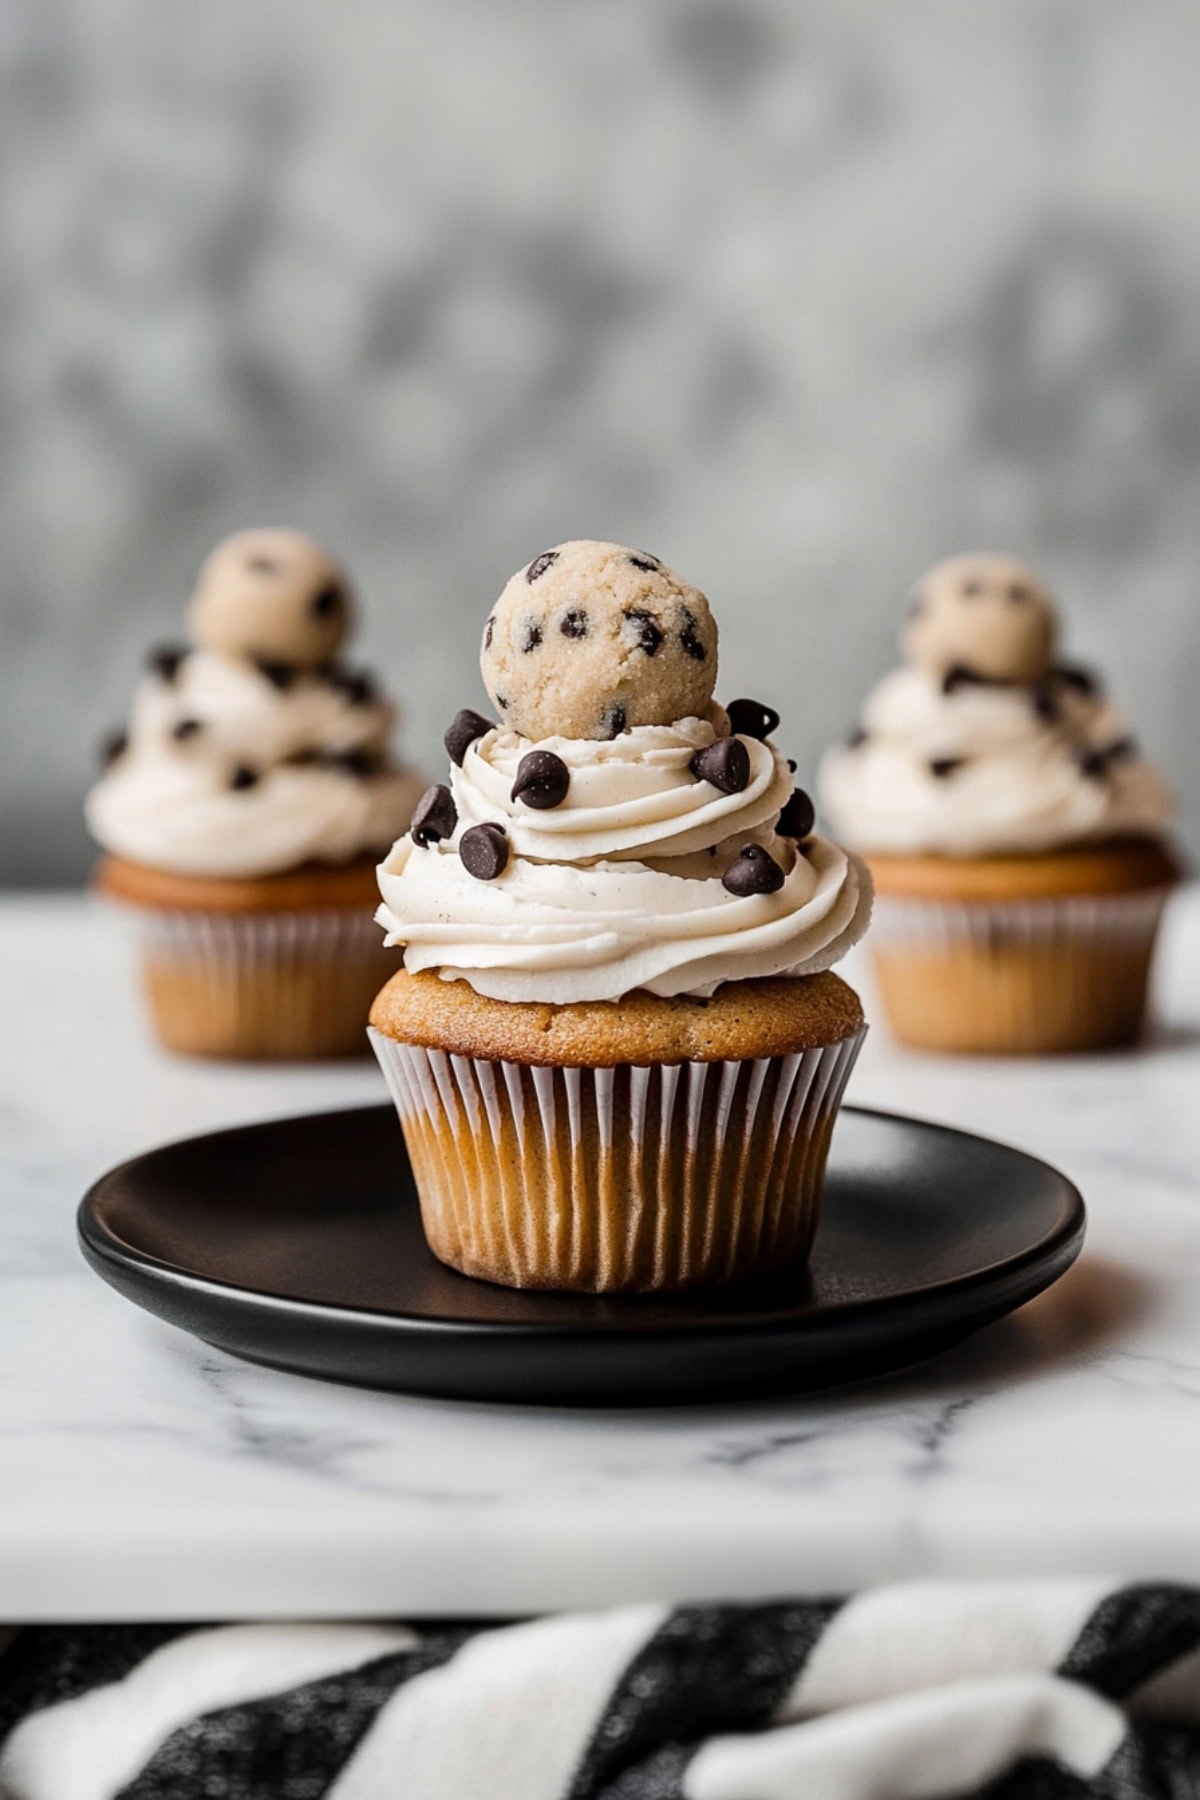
[3,0,1199,882]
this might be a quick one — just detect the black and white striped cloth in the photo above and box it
[2,1582,1200,1798]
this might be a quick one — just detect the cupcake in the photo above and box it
[819,553,1180,1055]
[369,540,873,1293]
[87,528,426,1059]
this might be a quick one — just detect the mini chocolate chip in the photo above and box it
[679,609,707,662]
[1055,662,1099,697]
[526,550,558,584]
[1032,685,1058,723]
[326,666,376,706]
[444,708,494,766]
[99,729,128,767]
[1080,749,1109,779]
[484,616,495,650]
[148,644,187,683]
[311,583,343,620]
[254,656,296,691]
[777,787,816,840]
[560,608,588,640]
[601,703,628,739]
[787,759,797,773]
[624,607,663,655]
[495,694,509,709]
[726,697,780,740]
[628,552,661,572]
[411,783,458,846]
[689,737,750,794]
[230,763,259,791]
[722,844,785,897]
[512,748,570,810]
[460,822,509,880]
[246,554,279,574]
[848,727,869,749]
[521,619,543,653]
[171,717,203,741]
[929,756,965,779]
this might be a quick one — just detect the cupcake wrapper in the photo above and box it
[868,886,1171,1054]
[369,1028,865,1292]
[118,906,394,1059]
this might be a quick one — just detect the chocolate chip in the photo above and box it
[521,619,543,653]
[848,727,868,749]
[526,550,559,584]
[560,608,588,640]
[1055,663,1099,697]
[726,697,780,740]
[444,708,494,766]
[326,666,377,706]
[929,756,965,779]
[777,787,815,839]
[722,844,785,897]
[624,608,663,656]
[689,737,750,794]
[511,748,570,809]
[311,584,343,620]
[679,609,707,662]
[230,763,259,791]
[787,759,797,773]
[246,554,278,575]
[628,552,661,572]
[1032,685,1058,723]
[254,656,296,692]
[460,822,509,880]
[99,729,128,767]
[171,717,203,741]
[601,703,628,739]
[148,644,187,683]
[1080,749,1109,780]
[495,694,508,710]
[331,747,381,778]
[484,616,495,650]
[411,783,458,846]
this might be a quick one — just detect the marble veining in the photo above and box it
[2,889,1200,1618]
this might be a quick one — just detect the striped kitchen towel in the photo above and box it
[2,1581,1199,1798]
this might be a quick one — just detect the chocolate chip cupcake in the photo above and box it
[819,553,1180,1054]
[369,540,873,1293]
[87,528,425,1058]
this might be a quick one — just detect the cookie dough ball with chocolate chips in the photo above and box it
[480,540,718,741]
[903,553,1057,686]
[187,528,353,669]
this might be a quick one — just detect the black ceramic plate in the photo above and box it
[78,1104,1084,1406]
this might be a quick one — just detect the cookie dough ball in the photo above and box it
[903,553,1056,685]
[480,540,718,741]
[187,528,353,668]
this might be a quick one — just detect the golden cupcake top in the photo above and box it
[86,528,424,878]
[377,538,873,1004]
[820,551,1174,857]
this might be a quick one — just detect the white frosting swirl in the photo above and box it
[87,650,424,877]
[377,719,872,1003]
[819,666,1173,857]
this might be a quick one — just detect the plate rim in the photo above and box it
[77,1102,1087,1341]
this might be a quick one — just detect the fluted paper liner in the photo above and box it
[869,887,1171,1054]
[369,1028,865,1292]
[123,907,395,1059]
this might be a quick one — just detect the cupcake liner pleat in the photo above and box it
[369,1029,866,1293]
[868,887,1171,1054]
[121,907,394,1059]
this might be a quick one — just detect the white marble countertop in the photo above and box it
[4,889,1200,1620]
